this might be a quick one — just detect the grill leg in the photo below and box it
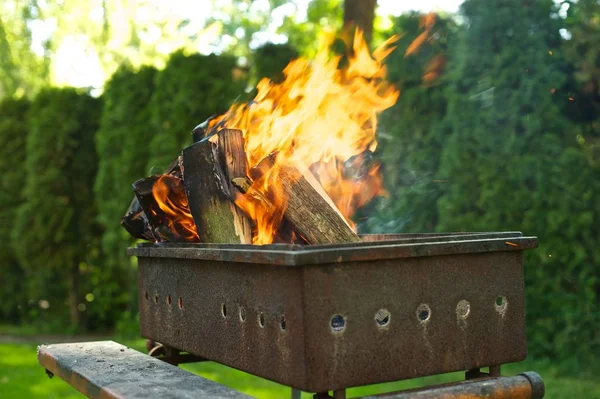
[333,389,346,399]
[291,388,301,399]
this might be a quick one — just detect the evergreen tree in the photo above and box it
[147,51,246,171]
[93,65,157,329]
[12,88,102,328]
[252,43,298,83]
[0,97,29,322]
[438,0,599,362]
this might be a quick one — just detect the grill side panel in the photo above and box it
[137,257,307,388]
[301,251,526,391]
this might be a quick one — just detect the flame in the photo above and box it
[405,13,437,57]
[209,29,399,244]
[152,174,200,242]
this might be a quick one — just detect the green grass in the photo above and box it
[1,339,598,398]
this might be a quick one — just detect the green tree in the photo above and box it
[280,0,344,57]
[0,0,49,98]
[252,42,298,82]
[12,88,102,328]
[0,97,30,322]
[436,0,599,363]
[93,65,157,329]
[563,0,600,164]
[147,51,246,171]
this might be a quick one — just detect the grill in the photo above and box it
[128,231,538,393]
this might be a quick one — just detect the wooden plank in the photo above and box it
[38,341,252,399]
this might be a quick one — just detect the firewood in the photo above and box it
[120,196,154,241]
[132,175,198,242]
[182,129,252,244]
[236,155,361,245]
[122,157,184,241]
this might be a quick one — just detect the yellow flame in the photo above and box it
[211,29,399,244]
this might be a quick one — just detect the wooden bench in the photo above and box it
[38,340,545,398]
[37,341,251,398]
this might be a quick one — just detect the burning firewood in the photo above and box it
[182,129,252,244]
[133,173,200,243]
[234,154,361,245]
[120,197,154,241]
[122,157,188,242]
[122,30,398,246]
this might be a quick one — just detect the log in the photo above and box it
[236,155,361,245]
[122,157,185,242]
[182,129,252,244]
[217,129,253,243]
[132,176,173,242]
[132,174,199,242]
[120,196,154,241]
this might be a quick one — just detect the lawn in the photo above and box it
[0,338,598,398]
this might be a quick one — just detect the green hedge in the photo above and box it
[92,65,158,329]
[147,51,246,172]
[370,5,600,368]
[12,88,102,329]
[0,97,30,322]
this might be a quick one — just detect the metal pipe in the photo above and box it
[361,373,545,399]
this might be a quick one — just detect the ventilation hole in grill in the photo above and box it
[144,291,148,301]
[259,313,265,327]
[456,300,470,319]
[495,296,507,313]
[166,295,172,306]
[178,297,183,309]
[417,304,431,323]
[154,293,158,304]
[221,303,227,318]
[239,307,246,322]
[375,309,391,327]
[330,315,346,332]
[280,315,287,331]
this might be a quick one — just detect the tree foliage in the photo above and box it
[93,65,157,328]
[0,0,48,97]
[368,0,600,365]
[12,88,102,328]
[147,51,246,171]
[364,13,453,234]
[0,97,30,322]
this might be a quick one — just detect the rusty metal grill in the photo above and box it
[128,232,537,393]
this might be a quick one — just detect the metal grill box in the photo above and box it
[128,232,537,392]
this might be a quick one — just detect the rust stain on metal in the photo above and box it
[131,232,537,392]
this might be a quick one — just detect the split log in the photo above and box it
[120,196,154,241]
[217,129,253,243]
[132,176,174,242]
[132,174,199,242]
[182,129,252,244]
[235,155,361,245]
[122,157,184,241]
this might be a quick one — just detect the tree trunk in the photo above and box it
[344,0,377,43]
[67,263,81,328]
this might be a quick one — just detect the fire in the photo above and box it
[152,174,200,242]
[210,29,400,244]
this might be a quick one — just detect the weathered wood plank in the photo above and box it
[38,341,252,399]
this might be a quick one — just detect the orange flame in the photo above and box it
[209,29,399,244]
[405,13,437,57]
[152,174,200,242]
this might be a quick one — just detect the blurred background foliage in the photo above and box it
[0,0,598,380]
